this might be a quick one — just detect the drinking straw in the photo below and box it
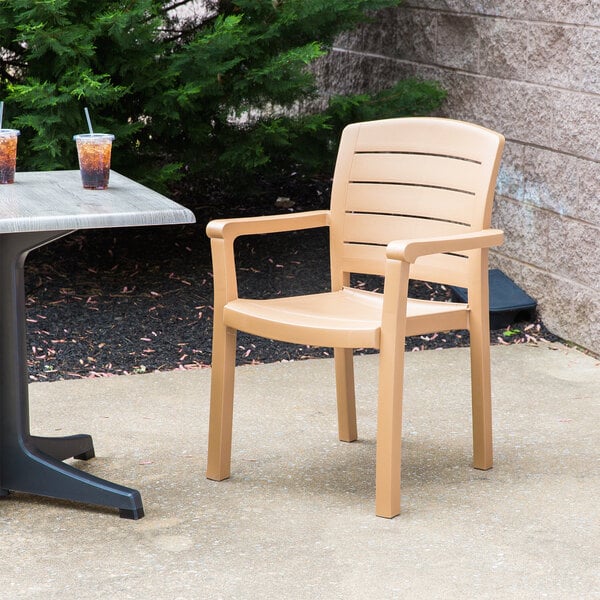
[84,106,94,135]
[0,101,4,130]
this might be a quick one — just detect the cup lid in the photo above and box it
[73,133,115,140]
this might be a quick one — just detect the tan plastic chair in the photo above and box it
[206,117,505,518]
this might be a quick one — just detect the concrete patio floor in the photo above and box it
[1,342,598,599]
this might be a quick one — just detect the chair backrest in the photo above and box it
[328,117,505,289]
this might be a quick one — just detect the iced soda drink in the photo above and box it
[0,129,20,184]
[73,133,114,189]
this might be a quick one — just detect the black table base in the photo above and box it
[0,231,144,519]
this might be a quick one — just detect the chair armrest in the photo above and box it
[206,210,330,241]
[386,229,504,263]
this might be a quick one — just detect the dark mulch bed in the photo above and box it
[25,173,561,382]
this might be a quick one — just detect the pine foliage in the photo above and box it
[0,0,445,191]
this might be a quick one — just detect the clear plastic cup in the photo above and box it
[0,129,20,184]
[73,133,115,189]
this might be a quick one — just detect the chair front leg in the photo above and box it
[375,340,405,518]
[334,347,358,442]
[206,322,238,481]
[375,257,410,518]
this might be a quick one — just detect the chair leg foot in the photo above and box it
[206,472,230,482]
[376,506,400,519]
[375,475,401,519]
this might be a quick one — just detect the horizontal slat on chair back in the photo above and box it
[349,153,482,197]
[330,118,503,288]
[351,116,501,163]
[341,243,469,287]
[344,213,470,245]
[346,183,476,224]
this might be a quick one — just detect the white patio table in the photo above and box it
[0,170,195,518]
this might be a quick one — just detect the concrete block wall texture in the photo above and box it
[313,0,600,354]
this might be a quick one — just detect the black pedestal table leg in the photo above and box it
[0,231,144,519]
[30,434,95,461]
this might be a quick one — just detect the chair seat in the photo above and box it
[223,287,469,348]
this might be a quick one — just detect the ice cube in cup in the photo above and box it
[0,129,20,184]
[73,133,114,189]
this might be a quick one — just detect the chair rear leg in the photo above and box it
[206,324,237,481]
[469,321,493,470]
[334,347,358,442]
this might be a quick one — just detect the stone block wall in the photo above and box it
[314,1,600,353]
